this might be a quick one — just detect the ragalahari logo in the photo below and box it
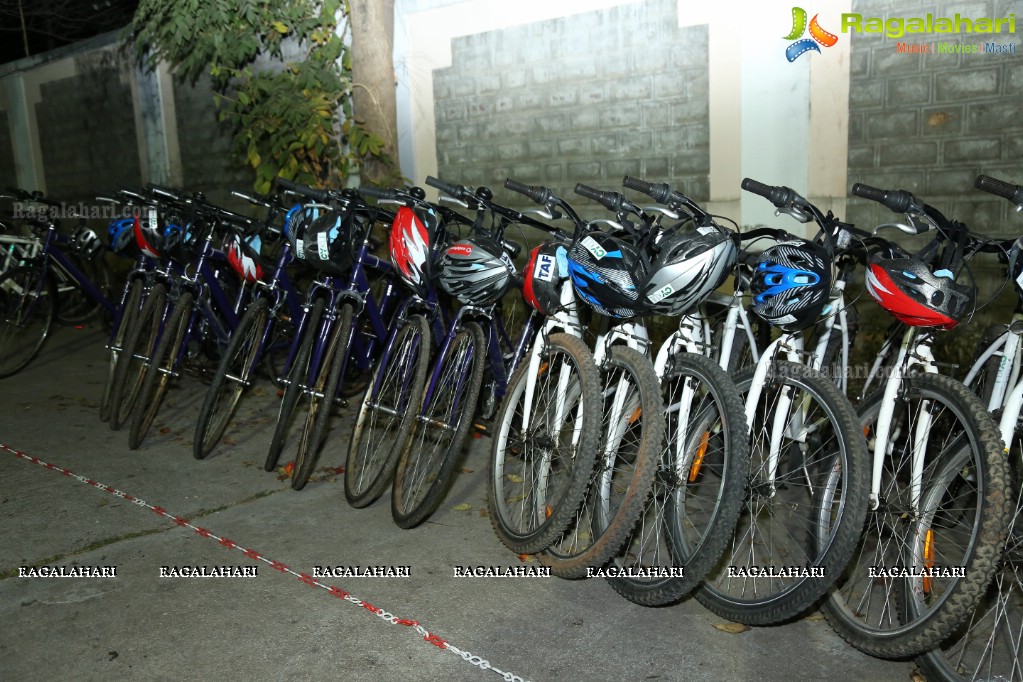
[784,7,839,61]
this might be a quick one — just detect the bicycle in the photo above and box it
[822,182,1011,658]
[915,174,1023,681]
[0,189,118,379]
[695,179,870,625]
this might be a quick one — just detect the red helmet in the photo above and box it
[389,205,440,297]
[226,234,264,283]
[522,241,566,315]
[865,257,973,329]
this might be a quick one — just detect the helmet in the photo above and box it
[523,241,568,315]
[133,207,165,258]
[70,224,104,261]
[865,255,973,329]
[302,210,366,277]
[567,232,647,318]
[390,204,441,298]
[107,217,138,256]
[283,204,321,261]
[643,226,737,315]
[438,236,516,306]
[226,233,265,283]
[1008,237,1023,306]
[750,239,832,332]
[160,217,195,263]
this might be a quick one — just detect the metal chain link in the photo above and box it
[3,442,530,681]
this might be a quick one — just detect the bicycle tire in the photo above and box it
[391,321,486,529]
[695,360,869,625]
[823,372,1010,659]
[537,345,664,579]
[193,296,270,460]
[264,298,324,472]
[488,332,601,555]
[344,315,430,508]
[100,278,144,422]
[606,352,750,606]
[915,453,1023,682]
[0,264,57,379]
[128,292,194,450]
[109,283,166,431]
[292,303,355,490]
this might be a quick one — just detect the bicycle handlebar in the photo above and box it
[851,183,917,214]
[975,174,1023,205]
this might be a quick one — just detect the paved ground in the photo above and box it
[0,322,919,681]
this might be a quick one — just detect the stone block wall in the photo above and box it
[433,0,710,213]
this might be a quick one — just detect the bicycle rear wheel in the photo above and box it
[344,314,430,508]
[538,346,664,579]
[390,321,486,529]
[292,303,355,490]
[823,373,1010,659]
[696,360,869,625]
[128,292,194,450]
[606,352,749,606]
[193,297,269,460]
[0,265,57,379]
[100,278,143,422]
[488,332,601,555]
[109,283,166,430]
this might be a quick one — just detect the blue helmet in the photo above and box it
[108,217,137,256]
[567,231,647,318]
[750,239,832,332]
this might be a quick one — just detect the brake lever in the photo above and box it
[642,205,680,220]
[775,206,813,223]
[439,195,470,209]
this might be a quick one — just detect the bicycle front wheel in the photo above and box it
[823,372,1010,659]
[390,321,486,529]
[538,346,664,579]
[0,265,57,379]
[696,360,869,625]
[607,352,749,606]
[344,314,430,508]
[109,283,166,430]
[292,303,355,490]
[128,292,194,450]
[488,332,601,555]
[193,296,269,460]
[100,278,143,422]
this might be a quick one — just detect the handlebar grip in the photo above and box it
[504,178,551,205]
[851,183,913,213]
[975,174,1023,204]
[147,184,182,201]
[574,183,625,212]
[275,177,331,204]
[359,185,397,201]
[740,178,801,208]
[425,176,463,198]
[502,239,522,259]
[622,176,671,203]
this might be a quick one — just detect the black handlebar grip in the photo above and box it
[502,239,522,259]
[622,176,672,203]
[358,185,397,200]
[275,177,331,204]
[504,178,552,205]
[740,178,800,208]
[741,177,775,201]
[975,175,1023,204]
[425,176,463,198]
[231,190,270,207]
[148,183,182,201]
[574,183,625,212]
[851,183,913,213]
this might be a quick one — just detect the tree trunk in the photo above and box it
[349,0,399,185]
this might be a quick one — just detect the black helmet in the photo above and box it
[301,209,366,276]
[437,236,516,306]
[750,239,832,332]
[643,226,737,316]
[523,241,567,316]
[567,232,647,318]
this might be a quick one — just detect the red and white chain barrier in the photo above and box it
[2,442,528,682]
